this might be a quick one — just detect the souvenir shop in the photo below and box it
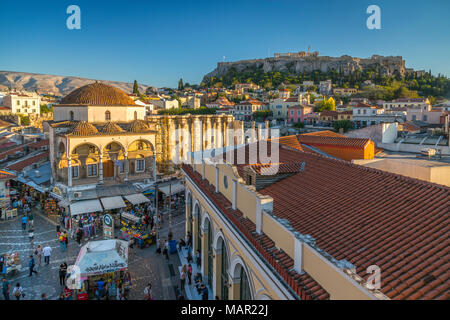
[69,199,104,239]
[71,239,130,300]
[118,194,156,248]
[158,180,185,213]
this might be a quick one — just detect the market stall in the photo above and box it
[69,199,104,239]
[1,252,21,276]
[71,239,129,300]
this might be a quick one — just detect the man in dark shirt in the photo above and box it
[2,278,10,300]
[59,262,68,286]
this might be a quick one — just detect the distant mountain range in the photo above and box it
[0,71,155,96]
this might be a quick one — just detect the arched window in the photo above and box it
[221,240,228,300]
[134,111,138,120]
[240,266,252,300]
[207,219,213,288]
[69,111,74,121]
[105,110,111,121]
[196,206,202,253]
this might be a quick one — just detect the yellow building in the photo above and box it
[182,142,449,300]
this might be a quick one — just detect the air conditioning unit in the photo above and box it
[73,192,82,198]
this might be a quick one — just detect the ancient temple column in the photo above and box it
[215,118,223,149]
[67,158,72,187]
[99,152,104,184]
[124,152,129,181]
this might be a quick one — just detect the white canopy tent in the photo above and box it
[124,193,151,205]
[70,199,103,216]
[73,239,128,277]
[100,196,126,211]
[159,182,185,196]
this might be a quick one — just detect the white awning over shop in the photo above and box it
[100,196,126,211]
[159,182,185,196]
[70,199,103,216]
[123,193,150,205]
[120,212,140,223]
[73,239,128,277]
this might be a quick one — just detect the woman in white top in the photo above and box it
[12,283,24,300]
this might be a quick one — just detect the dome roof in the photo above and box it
[70,121,99,136]
[101,122,124,134]
[128,119,150,133]
[60,82,136,106]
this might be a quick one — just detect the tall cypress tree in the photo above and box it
[133,80,140,94]
[178,78,184,91]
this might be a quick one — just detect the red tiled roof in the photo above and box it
[237,99,267,106]
[257,145,449,300]
[209,142,450,299]
[319,111,338,117]
[297,135,371,149]
[302,130,345,138]
[269,135,304,151]
[28,139,49,149]
[6,151,49,172]
[354,103,383,109]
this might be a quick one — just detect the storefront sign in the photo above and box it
[103,214,114,239]
[84,260,126,274]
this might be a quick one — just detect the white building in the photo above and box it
[383,98,430,110]
[2,92,41,115]
[318,80,332,95]
[152,98,179,110]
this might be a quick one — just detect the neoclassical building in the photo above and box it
[44,82,243,194]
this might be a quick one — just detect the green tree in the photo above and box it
[315,97,335,112]
[40,104,53,114]
[133,80,140,95]
[19,114,30,126]
[333,120,354,133]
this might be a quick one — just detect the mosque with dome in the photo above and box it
[43,82,240,195]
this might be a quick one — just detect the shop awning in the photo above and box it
[123,193,150,205]
[73,239,128,277]
[159,182,185,196]
[100,196,126,211]
[120,212,140,223]
[70,199,103,216]
[58,198,71,208]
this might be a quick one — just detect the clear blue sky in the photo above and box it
[0,0,449,88]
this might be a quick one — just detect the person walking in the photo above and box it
[163,240,169,261]
[195,250,201,268]
[76,227,83,246]
[63,231,69,249]
[200,284,209,300]
[21,215,28,230]
[59,233,66,252]
[143,282,152,300]
[12,283,24,300]
[35,245,42,267]
[187,263,193,285]
[180,266,186,292]
[59,262,68,286]
[2,278,10,300]
[28,255,38,277]
[43,245,52,265]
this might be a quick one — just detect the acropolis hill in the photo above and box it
[203,52,411,81]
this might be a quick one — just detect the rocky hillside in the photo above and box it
[0,71,156,96]
[203,54,408,82]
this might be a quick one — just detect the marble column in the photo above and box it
[99,153,104,184]
[67,158,72,187]
[124,152,129,181]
